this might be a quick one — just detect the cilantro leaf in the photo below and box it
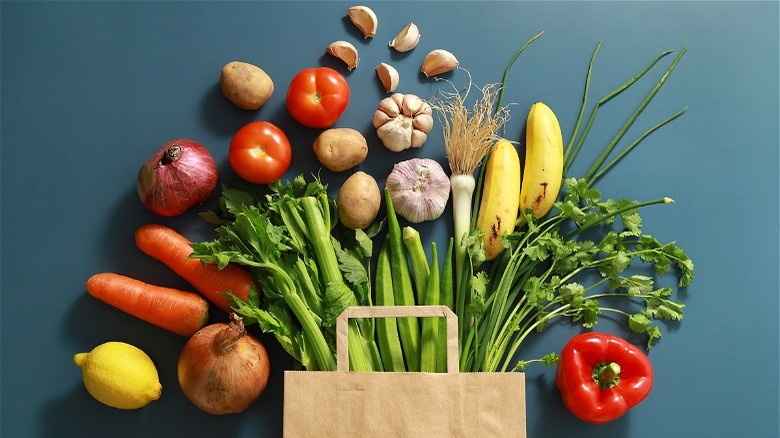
[610,275,655,296]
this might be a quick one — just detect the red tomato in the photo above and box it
[229,121,291,185]
[286,67,350,128]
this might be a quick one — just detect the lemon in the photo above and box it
[74,341,162,409]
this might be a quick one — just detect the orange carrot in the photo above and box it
[86,272,209,337]
[134,224,253,313]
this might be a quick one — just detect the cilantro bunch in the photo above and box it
[461,40,695,372]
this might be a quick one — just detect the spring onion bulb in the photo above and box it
[430,74,509,333]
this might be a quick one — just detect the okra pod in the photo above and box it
[437,237,454,372]
[375,240,406,371]
[384,188,421,371]
[403,226,430,306]
[420,242,440,373]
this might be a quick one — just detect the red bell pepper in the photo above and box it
[556,332,653,424]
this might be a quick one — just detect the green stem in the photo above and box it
[301,197,341,283]
[590,106,688,183]
[565,48,675,177]
[487,294,534,372]
[281,199,310,249]
[293,259,323,318]
[261,262,337,371]
[564,40,601,173]
[584,47,687,184]
[499,304,572,372]
[565,197,672,240]
[451,173,475,345]
[593,362,621,389]
[482,217,562,330]
[301,196,374,371]
[459,323,475,371]
[495,30,545,112]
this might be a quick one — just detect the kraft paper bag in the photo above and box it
[284,306,526,438]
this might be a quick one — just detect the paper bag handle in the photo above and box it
[336,305,459,373]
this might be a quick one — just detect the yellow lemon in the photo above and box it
[74,341,162,409]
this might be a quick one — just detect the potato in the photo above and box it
[313,128,368,172]
[337,171,381,230]
[220,61,274,110]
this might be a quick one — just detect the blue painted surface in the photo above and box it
[1,1,778,437]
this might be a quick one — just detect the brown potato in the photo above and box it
[313,128,368,172]
[337,171,381,230]
[220,61,274,110]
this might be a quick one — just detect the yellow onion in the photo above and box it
[177,313,270,415]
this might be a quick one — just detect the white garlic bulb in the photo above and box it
[372,93,433,152]
[386,158,450,223]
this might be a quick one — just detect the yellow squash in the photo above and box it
[476,138,522,260]
[518,102,564,224]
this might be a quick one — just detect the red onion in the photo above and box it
[137,138,218,217]
[177,313,270,415]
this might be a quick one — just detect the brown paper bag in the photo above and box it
[284,306,526,438]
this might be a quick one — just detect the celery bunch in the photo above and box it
[192,175,381,371]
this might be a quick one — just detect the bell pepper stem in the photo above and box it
[593,361,622,389]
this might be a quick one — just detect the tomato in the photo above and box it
[286,67,350,128]
[229,121,291,185]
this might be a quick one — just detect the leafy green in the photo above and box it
[192,176,379,371]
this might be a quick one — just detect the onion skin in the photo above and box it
[137,138,218,217]
[177,314,270,415]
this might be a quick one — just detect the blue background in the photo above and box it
[2,1,778,437]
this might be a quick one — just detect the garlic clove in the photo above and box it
[390,92,406,110]
[389,23,420,52]
[402,94,425,115]
[372,107,392,129]
[386,158,451,223]
[377,95,401,117]
[410,130,428,148]
[412,113,434,132]
[421,49,459,77]
[347,5,378,38]
[326,40,359,71]
[375,63,400,93]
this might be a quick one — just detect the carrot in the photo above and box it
[134,224,253,313]
[86,272,209,337]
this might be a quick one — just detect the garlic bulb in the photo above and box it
[386,158,450,223]
[372,93,433,152]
